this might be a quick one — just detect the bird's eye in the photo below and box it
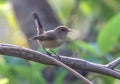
[61,28,65,31]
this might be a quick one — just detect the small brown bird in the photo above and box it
[30,12,71,55]
[31,26,71,49]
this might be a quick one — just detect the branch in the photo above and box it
[0,43,92,84]
[0,43,120,80]
[105,58,120,69]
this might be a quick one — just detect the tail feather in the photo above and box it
[29,35,39,40]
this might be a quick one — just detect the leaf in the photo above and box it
[97,13,120,53]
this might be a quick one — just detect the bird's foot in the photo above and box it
[50,50,61,60]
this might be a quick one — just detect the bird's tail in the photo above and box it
[29,35,40,40]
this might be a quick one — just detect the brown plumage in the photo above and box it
[31,26,71,49]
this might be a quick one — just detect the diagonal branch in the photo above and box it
[0,43,120,80]
[0,43,92,84]
[105,58,120,69]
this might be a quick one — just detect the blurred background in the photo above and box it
[0,0,120,84]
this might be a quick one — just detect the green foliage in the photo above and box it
[0,0,7,4]
[49,0,74,24]
[102,76,115,84]
[75,41,97,56]
[69,41,97,56]
[0,62,46,84]
[68,41,103,63]
[80,1,92,15]
[97,13,120,53]
[54,68,68,84]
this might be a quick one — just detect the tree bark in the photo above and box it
[0,43,120,80]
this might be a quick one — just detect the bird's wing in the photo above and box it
[30,32,57,41]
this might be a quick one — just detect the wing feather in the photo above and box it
[30,31,57,40]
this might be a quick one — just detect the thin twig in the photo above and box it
[51,56,93,84]
[106,58,120,69]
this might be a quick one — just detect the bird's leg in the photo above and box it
[42,47,52,56]
[50,49,57,55]
[50,49,61,59]
[42,47,61,60]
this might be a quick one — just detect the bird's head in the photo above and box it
[54,26,71,39]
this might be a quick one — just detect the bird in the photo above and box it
[30,12,71,56]
[31,26,71,49]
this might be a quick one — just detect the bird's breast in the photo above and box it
[38,39,64,49]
